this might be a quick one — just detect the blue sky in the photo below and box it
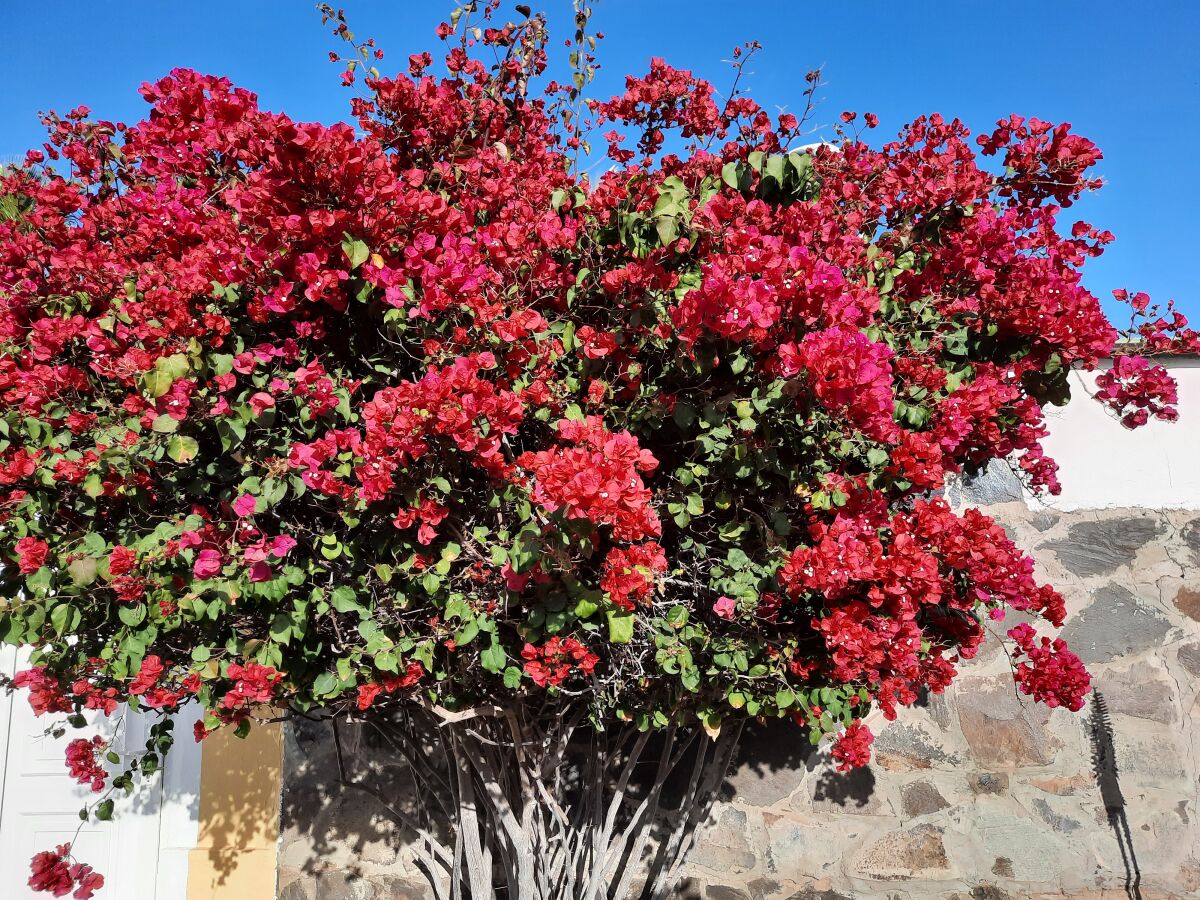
[2,1,1196,320]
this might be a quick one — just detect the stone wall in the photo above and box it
[679,500,1200,899]
[276,497,1200,899]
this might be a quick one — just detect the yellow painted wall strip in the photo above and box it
[186,721,284,900]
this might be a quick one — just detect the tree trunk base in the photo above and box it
[328,703,744,900]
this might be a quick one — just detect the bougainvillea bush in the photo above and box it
[2,3,1195,897]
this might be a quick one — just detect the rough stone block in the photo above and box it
[947,460,1025,506]
[873,722,960,768]
[1030,796,1083,833]
[852,824,951,880]
[692,807,758,872]
[900,782,950,818]
[967,772,1010,795]
[1173,584,1200,622]
[1178,641,1200,676]
[1059,584,1173,664]
[1091,666,1176,723]
[968,813,1074,882]
[1041,517,1162,577]
[956,677,1061,769]
[1181,516,1200,563]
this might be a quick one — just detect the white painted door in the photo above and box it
[0,646,201,900]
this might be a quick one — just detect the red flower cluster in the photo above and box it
[1007,623,1091,712]
[786,327,898,443]
[600,541,667,609]
[521,637,599,687]
[830,720,874,772]
[356,662,425,710]
[219,662,283,714]
[126,655,199,710]
[14,536,49,573]
[519,417,660,542]
[1094,355,1179,428]
[11,667,71,716]
[779,497,1072,724]
[64,736,109,792]
[28,845,104,899]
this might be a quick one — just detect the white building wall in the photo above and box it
[1036,356,1200,510]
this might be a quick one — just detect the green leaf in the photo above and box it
[67,557,98,587]
[673,402,696,429]
[50,603,80,635]
[167,435,199,463]
[144,354,189,398]
[764,153,787,185]
[118,604,147,627]
[454,618,480,647]
[269,613,293,645]
[342,236,370,269]
[680,667,700,692]
[216,418,246,451]
[312,672,338,696]
[866,447,890,468]
[25,567,52,596]
[721,161,740,190]
[143,369,174,399]
[654,216,679,247]
[503,666,523,689]
[331,586,364,614]
[96,799,114,821]
[606,611,635,644]
[480,635,507,673]
[413,640,435,672]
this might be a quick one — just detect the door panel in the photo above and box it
[0,648,190,900]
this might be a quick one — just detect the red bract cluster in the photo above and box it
[0,8,1189,889]
[790,328,899,443]
[64,736,108,792]
[14,535,49,573]
[10,666,71,715]
[830,720,874,772]
[356,661,425,710]
[28,845,104,899]
[220,662,283,714]
[1094,355,1179,428]
[522,637,600,687]
[600,540,667,610]
[1007,623,1091,711]
[518,416,661,542]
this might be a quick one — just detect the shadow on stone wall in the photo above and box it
[278,505,1200,899]
[1089,691,1142,900]
[277,715,833,900]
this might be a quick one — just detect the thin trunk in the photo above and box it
[334,704,743,900]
